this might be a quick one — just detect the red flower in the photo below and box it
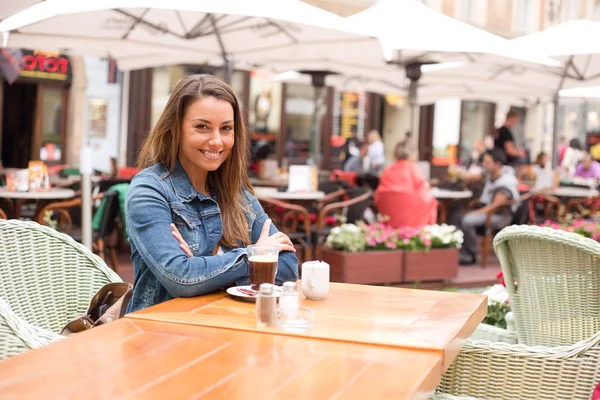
[496,271,506,287]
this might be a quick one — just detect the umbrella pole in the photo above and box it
[222,55,233,84]
[552,57,573,169]
[304,71,329,168]
[408,79,418,139]
[551,92,560,169]
[80,145,93,250]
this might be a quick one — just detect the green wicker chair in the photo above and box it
[493,225,600,347]
[0,219,121,359]
[437,330,600,399]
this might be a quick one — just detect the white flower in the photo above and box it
[483,284,509,305]
[331,227,341,235]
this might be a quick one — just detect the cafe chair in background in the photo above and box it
[37,191,121,272]
[465,193,532,268]
[0,220,121,360]
[257,196,313,264]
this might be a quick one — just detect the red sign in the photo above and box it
[18,49,71,82]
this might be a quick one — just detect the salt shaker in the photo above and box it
[279,281,299,320]
[256,283,277,327]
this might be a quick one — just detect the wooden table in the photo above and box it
[0,284,486,399]
[0,318,443,399]
[129,283,487,371]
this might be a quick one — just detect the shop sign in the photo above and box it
[19,49,72,83]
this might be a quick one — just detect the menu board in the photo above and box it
[340,92,359,138]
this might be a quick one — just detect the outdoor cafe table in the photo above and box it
[0,283,486,399]
[254,186,325,201]
[548,186,599,199]
[0,187,75,218]
[0,318,446,399]
[128,283,486,371]
[430,187,473,223]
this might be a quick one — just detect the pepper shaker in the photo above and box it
[256,283,277,327]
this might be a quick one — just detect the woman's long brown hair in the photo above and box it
[138,74,253,247]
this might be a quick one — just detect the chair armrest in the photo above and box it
[316,188,346,211]
[37,193,105,232]
[316,190,372,231]
[0,297,64,359]
[257,196,312,237]
[438,330,600,399]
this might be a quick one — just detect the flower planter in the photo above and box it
[403,248,459,283]
[321,248,404,285]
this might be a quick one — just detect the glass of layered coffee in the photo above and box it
[247,245,279,291]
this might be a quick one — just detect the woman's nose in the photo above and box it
[207,130,223,147]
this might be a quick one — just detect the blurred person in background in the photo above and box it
[561,138,586,178]
[374,142,437,227]
[343,140,368,174]
[574,153,600,180]
[494,109,526,166]
[532,152,553,191]
[450,148,519,265]
[367,129,385,175]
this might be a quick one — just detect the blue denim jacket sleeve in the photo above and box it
[126,174,249,297]
[245,192,299,284]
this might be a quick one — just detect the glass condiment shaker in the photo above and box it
[279,281,299,320]
[256,283,277,327]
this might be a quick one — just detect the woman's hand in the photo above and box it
[171,223,194,258]
[256,219,296,253]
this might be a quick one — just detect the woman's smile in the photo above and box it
[199,149,224,160]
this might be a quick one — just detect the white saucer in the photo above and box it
[226,285,282,300]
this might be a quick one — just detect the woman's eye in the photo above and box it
[221,126,233,132]
[195,125,208,130]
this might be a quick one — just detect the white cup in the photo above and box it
[301,261,330,300]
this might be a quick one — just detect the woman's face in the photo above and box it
[179,96,235,173]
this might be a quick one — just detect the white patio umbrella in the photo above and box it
[337,0,560,132]
[511,19,600,167]
[0,0,366,249]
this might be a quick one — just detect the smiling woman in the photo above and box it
[126,74,298,313]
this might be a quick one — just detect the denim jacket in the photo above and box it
[125,161,299,312]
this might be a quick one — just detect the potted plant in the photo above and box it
[472,273,518,344]
[402,224,462,282]
[321,221,404,285]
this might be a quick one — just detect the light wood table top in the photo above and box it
[0,318,444,399]
[129,283,487,370]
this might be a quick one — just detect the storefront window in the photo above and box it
[459,101,493,161]
[284,83,314,159]
[151,65,245,129]
[557,102,600,143]
[432,98,461,166]
[39,86,64,162]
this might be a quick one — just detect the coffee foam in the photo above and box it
[248,255,278,263]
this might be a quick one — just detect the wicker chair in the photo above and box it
[437,330,600,399]
[0,219,121,360]
[494,225,600,347]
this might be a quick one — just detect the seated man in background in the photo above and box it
[374,142,437,227]
[343,140,368,174]
[574,153,600,180]
[450,148,520,265]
